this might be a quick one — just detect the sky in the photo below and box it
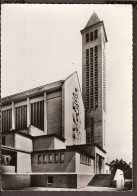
[1,4,132,163]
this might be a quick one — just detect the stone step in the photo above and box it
[88,174,114,187]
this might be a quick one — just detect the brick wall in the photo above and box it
[32,151,75,173]
[47,91,62,136]
[31,174,77,188]
[2,174,31,190]
[4,134,14,147]
[33,137,54,151]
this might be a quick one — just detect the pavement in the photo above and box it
[18,186,127,191]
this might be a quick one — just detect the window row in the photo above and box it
[86,29,98,43]
[2,101,44,132]
[31,101,44,130]
[86,49,90,109]
[103,49,106,113]
[86,118,94,144]
[37,153,64,164]
[2,109,12,132]
[80,154,91,166]
[85,46,98,109]
[15,105,27,130]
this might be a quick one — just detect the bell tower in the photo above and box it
[81,12,108,149]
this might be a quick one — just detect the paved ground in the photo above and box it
[18,186,127,191]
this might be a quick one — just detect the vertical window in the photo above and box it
[90,32,93,41]
[54,154,58,163]
[15,105,27,130]
[80,155,82,164]
[2,136,6,145]
[90,47,94,108]
[86,33,89,42]
[31,101,44,130]
[91,118,94,143]
[48,154,53,163]
[2,109,12,132]
[47,176,53,184]
[94,45,98,107]
[60,153,64,163]
[103,49,106,113]
[86,131,91,144]
[86,49,89,109]
[94,29,98,39]
[38,155,41,163]
[43,154,47,163]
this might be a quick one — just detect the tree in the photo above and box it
[110,159,132,179]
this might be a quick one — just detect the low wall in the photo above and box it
[1,165,15,173]
[1,174,31,190]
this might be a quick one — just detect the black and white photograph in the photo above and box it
[1,4,132,191]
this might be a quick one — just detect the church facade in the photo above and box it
[1,12,110,190]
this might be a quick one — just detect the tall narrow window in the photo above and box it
[60,153,64,163]
[103,49,106,113]
[54,154,58,163]
[86,49,89,109]
[43,154,47,163]
[91,118,94,143]
[2,109,12,132]
[86,33,89,42]
[90,32,93,41]
[15,105,27,130]
[48,154,53,163]
[90,47,94,108]
[31,101,44,130]
[94,29,98,39]
[94,46,98,107]
[38,155,41,164]
[86,131,91,144]
[2,136,6,145]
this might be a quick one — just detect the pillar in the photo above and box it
[44,92,47,134]
[12,102,15,130]
[27,97,31,127]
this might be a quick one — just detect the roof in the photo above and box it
[2,70,83,106]
[67,143,107,154]
[2,129,65,142]
[1,145,31,154]
[80,12,108,42]
[85,12,100,28]
[2,80,64,105]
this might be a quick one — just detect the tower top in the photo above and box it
[80,12,108,42]
[85,12,100,28]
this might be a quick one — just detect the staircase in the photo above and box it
[88,174,114,187]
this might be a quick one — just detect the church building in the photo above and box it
[1,12,111,190]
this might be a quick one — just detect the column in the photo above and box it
[44,92,47,134]
[27,97,31,127]
[12,102,15,130]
